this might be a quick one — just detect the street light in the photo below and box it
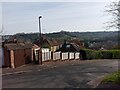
[38,16,42,64]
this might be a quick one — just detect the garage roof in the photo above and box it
[4,43,33,50]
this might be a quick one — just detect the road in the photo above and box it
[2,60,119,88]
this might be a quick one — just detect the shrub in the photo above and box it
[94,51,102,59]
[101,50,120,59]
[84,49,94,59]
[111,50,120,59]
[101,50,113,59]
[80,49,120,60]
[80,49,102,60]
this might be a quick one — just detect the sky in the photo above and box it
[1,0,119,35]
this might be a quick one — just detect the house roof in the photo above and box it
[71,43,80,52]
[34,37,61,47]
[56,43,80,52]
[32,44,40,49]
[4,43,33,50]
[46,39,59,46]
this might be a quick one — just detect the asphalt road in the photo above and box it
[2,60,119,88]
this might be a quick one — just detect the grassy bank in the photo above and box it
[101,71,120,84]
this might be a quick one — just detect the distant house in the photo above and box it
[100,47,107,50]
[44,39,60,52]
[34,37,61,52]
[56,41,80,52]
[3,43,33,68]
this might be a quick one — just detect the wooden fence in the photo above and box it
[75,53,80,59]
[62,52,69,60]
[53,52,61,60]
[42,51,80,61]
[69,52,74,60]
[42,52,51,61]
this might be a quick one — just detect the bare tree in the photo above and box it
[0,25,4,34]
[105,1,120,49]
[0,25,6,35]
[105,1,120,30]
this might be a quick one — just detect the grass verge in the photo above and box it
[101,70,120,84]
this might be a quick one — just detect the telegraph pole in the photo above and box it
[38,16,42,64]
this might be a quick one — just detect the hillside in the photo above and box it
[2,31,119,50]
[45,31,118,41]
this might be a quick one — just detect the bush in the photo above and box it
[101,51,112,59]
[80,49,102,60]
[94,51,102,59]
[101,50,120,59]
[111,50,120,59]
[80,49,120,60]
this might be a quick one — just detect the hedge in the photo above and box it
[101,50,120,59]
[80,49,120,60]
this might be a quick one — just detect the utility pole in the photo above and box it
[38,16,42,64]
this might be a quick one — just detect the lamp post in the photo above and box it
[38,16,42,64]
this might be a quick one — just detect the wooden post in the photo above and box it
[10,50,15,68]
[68,52,70,61]
[74,52,75,60]
[60,52,62,60]
[51,52,53,60]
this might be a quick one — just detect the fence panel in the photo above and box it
[69,53,74,59]
[42,51,79,61]
[53,52,61,60]
[75,52,80,59]
[49,51,51,60]
[42,53,45,61]
[42,52,51,61]
[62,52,68,60]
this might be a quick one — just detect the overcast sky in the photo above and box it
[2,0,119,35]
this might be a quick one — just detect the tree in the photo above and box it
[105,1,120,49]
[0,25,6,35]
[105,1,120,30]
[0,25,4,34]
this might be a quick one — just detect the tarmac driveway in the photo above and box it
[2,59,119,88]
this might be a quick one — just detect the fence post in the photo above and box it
[60,52,62,60]
[74,52,75,60]
[51,52,53,61]
[79,52,81,60]
[68,52,70,61]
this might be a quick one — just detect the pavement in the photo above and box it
[2,59,119,88]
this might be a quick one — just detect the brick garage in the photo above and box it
[3,43,33,68]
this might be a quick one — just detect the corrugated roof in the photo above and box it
[4,43,33,50]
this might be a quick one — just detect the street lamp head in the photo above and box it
[39,16,42,19]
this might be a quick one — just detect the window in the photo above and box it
[66,45,70,48]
